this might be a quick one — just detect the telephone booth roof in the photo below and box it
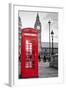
[21,27,38,34]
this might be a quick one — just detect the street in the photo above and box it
[39,61,58,78]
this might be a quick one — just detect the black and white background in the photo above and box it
[18,11,58,78]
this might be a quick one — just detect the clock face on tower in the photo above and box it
[37,25,40,30]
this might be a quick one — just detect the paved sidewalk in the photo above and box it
[39,61,58,78]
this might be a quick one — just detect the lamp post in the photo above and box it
[51,30,54,55]
[48,20,51,61]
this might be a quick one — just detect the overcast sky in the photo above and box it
[19,11,58,43]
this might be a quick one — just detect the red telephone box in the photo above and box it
[21,28,38,78]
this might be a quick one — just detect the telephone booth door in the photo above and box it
[21,28,38,78]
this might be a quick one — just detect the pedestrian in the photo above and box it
[43,55,46,62]
[39,54,41,62]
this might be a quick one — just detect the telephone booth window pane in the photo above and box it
[25,40,32,68]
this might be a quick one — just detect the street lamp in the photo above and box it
[51,30,54,55]
[48,20,51,61]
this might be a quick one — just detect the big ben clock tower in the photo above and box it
[34,13,41,53]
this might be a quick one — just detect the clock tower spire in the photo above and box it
[34,13,41,53]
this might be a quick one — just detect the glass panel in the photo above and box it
[25,40,32,68]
